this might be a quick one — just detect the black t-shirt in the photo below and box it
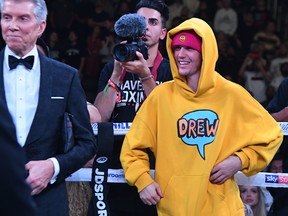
[61,43,87,70]
[98,57,172,166]
[97,57,172,214]
[98,58,172,122]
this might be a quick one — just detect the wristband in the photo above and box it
[108,79,120,91]
[104,79,122,103]
[139,74,154,82]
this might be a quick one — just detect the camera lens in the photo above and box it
[113,44,137,62]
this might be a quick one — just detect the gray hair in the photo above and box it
[0,0,48,24]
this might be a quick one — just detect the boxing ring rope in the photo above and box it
[66,122,288,188]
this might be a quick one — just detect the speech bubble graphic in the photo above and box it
[177,110,219,159]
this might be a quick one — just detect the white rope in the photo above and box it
[66,122,288,187]
[91,122,288,136]
[66,169,288,188]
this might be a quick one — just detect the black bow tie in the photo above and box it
[8,55,34,70]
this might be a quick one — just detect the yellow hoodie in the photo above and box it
[120,18,283,216]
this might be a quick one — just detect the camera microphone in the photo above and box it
[113,13,148,62]
[114,13,147,39]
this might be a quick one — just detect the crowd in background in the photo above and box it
[1,0,287,105]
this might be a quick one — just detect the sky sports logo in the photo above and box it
[265,174,288,184]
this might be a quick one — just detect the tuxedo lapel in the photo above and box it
[25,52,52,145]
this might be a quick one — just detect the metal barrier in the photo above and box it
[66,122,288,187]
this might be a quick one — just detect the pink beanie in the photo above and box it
[171,30,202,53]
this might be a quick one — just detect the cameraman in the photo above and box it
[93,0,172,215]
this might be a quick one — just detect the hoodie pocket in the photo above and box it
[158,176,242,216]
[159,175,207,215]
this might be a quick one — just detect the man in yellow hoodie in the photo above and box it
[120,18,283,215]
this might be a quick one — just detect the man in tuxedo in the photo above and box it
[0,0,97,215]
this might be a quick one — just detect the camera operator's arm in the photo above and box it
[94,60,124,122]
[121,51,156,96]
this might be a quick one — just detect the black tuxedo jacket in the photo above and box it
[0,49,97,216]
[0,134,36,216]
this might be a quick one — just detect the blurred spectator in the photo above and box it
[113,0,133,21]
[49,0,75,40]
[180,5,192,21]
[261,85,276,108]
[235,11,258,56]
[253,19,281,64]
[168,5,191,30]
[168,16,185,30]
[94,0,117,18]
[47,31,62,61]
[280,62,288,78]
[238,42,272,103]
[239,185,269,216]
[269,42,288,89]
[84,25,103,78]
[167,0,185,29]
[266,77,288,122]
[267,153,283,173]
[101,17,115,34]
[231,0,252,24]
[213,0,238,36]
[182,0,199,16]
[81,25,104,102]
[73,0,95,41]
[61,29,87,78]
[251,0,271,31]
[215,31,241,82]
[88,0,111,29]
[194,0,214,26]
[99,31,119,68]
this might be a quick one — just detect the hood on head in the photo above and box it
[166,18,218,96]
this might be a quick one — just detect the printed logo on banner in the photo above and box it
[279,122,288,135]
[278,175,288,184]
[96,157,108,164]
[93,168,107,215]
[265,174,279,183]
[113,122,131,130]
[108,170,126,183]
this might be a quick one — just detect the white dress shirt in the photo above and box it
[4,46,40,146]
[3,45,59,182]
